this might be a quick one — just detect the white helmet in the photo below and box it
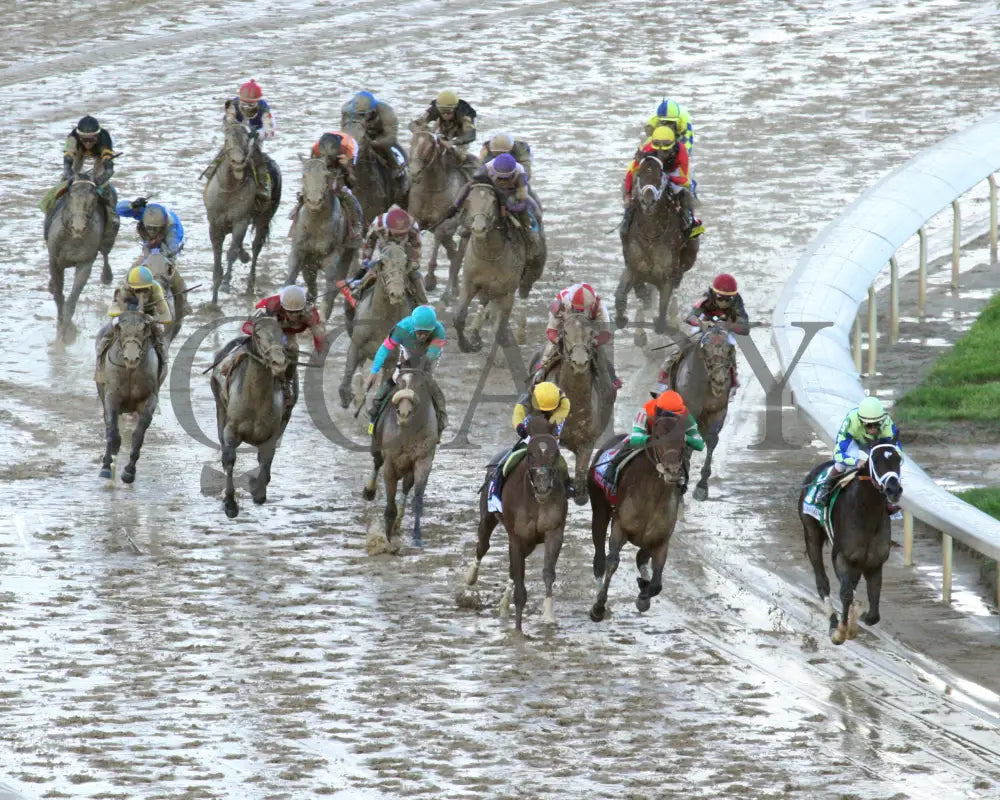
[279,285,307,312]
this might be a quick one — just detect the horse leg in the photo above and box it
[62,260,93,338]
[121,393,157,485]
[590,518,625,622]
[363,450,383,501]
[694,427,721,501]
[101,249,113,285]
[494,294,515,349]
[410,460,432,548]
[285,248,301,286]
[614,270,633,330]
[221,427,240,518]
[467,499,500,586]
[99,405,120,481]
[635,548,652,592]
[339,343,360,409]
[210,224,225,305]
[395,471,414,542]
[861,565,883,627]
[226,221,251,292]
[572,445,591,506]
[249,222,269,297]
[320,252,340,320]
[590,488,611,587]
[508,537,529,632]
[831,552,861,645]
[446,232,469,303]
[425,231,441,291]
[638,541,670,613]
[251,438,278,505]
[541,524,565,624]
[438,230,459,295]
[654,280,672,334]
[50,262,66,336]
[454,282,479,353]
[383,464,399,541]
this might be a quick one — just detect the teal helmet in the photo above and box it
[412,305,438,331]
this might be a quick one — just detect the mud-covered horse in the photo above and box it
[799,444,903,644]
[669,321,735,500]
[618,156,698,334]
[338,243,414,408]
[144,253,184,344]
[363,352,439,547]
[464,416,569,632]
[588,414,686,621]
[46,177,118,339]
[346,129,408,228]
[407,130,467,291]
[210,316,291,518]
[96,310,163,485]
[286,157,358,318]
[204,123,281,304]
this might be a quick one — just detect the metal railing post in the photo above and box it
[852,315,862,372]
[903,511,914,566]
[952,199,961,289]
[942,533,953,605]
[990,174,997,263]
[918,227,927,316]
[889,256,899,343]
[866,286,877,376]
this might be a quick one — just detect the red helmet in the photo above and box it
[567,282,598,313]
[238,79,263,103]
[386,207,411,235]
[711,273,738,296]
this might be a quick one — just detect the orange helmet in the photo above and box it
[655,390,687,416]
[238,80,263,103]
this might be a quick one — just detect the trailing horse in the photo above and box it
[286,157,357,318]
[618,156,698,335]
[588,414,686,621]
[210,316,291,519]
[46,178,118,339]
[799,444,903,644]
[338,243,414,408]
[204,123,282,304]
[346,130,407,228]
[465,416,569,632]
[363,352,439,547]
[407,130,466,291]
[96,310,162,485]
[668,321,735,500]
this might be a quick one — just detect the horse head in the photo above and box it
[465,183,501,238]
[115,310,152,370]
[636,156,667,215]
[224,123,253,180]
[375,243,408,306]
[66,179,98,236]
[698,322,735,392]
[867,443,903,504]
[301,158,332,211]
[647,413,686,484]
[391,365,426,426]
[526,426,561,501]
[408,130,443,184]
[561,313,595,375]
[249,315,288,378]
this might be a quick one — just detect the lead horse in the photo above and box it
[799,444,903,644]
[617,156,698,334]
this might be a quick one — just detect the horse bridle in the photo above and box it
[247,320,286,369]
[526,435,559,499]
[409,131,441,183]
[637,156,669,204]
[107,315,151,368]
[866,443,902,494]
[643,419,685,484]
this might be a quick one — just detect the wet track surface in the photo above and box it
[2,1,1000,797]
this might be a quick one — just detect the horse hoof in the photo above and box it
[693,485,708,501]
[653,319,667,335]
[634,329,647,349]
[238,249,251,264]
[99,468,112,480]
[861,612,880,626]
[636,577,650,591]
[411,536,424,549]
[338,389,353,409]
[425,274,437,292]
[224,501,239,519]
[830,629,847,645]
[573,493,588,507]
[361,486,376,502]
[635,596,651,613]
[121,467,136,484]
[589,605,606,622]
[252,493,267,505]
[615,314,628,330]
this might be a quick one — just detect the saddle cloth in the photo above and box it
[591,437,643,506]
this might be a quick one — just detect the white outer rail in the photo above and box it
[772,112,1000,610]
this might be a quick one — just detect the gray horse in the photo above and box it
[537,313,615,503]
[210,316,291,519]
[362,353,439,548]
[204,123,282,304]
[46,178,118,339]
[618,156,699,336]
[338,243,413,408]
[96,310,163,485]
[144,253,184,344]
[407,130,465,290]
[670,322,734,500]
[287,157,357,318]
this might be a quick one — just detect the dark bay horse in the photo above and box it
[799,444,903,644]
[588,414,686,621]
[465,416,568,632]
[363,353,439,547]
[210,316,290,518]
[407,130,466,290]
[204,123,282,304]
[347,130,407,228]
[96,310,162,485]
[46,178,117,339]
[618,156,698,334]
[671,321,735,500]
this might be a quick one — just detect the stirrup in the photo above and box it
[688,221,705,239]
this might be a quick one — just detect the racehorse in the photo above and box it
[799,444,903,644]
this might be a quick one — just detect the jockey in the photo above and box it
[115,198,191,314]
[223,79,275,138]
[814,397,902,507]
[622,126,702,240]
[346,205,427,305]
[45,115,119,217]
[658,273,749,395]
[626,389,704,494]
[95,265,171,386]
[410,90,479,180]
[340,90,407,199]
[364,305,447,439]
[479,131,533,181]
[643,99,694,157]
[288,131,364,247]
[533,282,622,396]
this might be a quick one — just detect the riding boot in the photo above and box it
[813,469,841,507]
[368,378,395,434]
[94,324,114,385]
[426,375,448,442]
[679,191,704,239]
[620,204,634,241]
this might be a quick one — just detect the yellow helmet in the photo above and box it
[436,90,459,110]
[127,266,155,289]
[532,382,561,412]
[650,125,677,151]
